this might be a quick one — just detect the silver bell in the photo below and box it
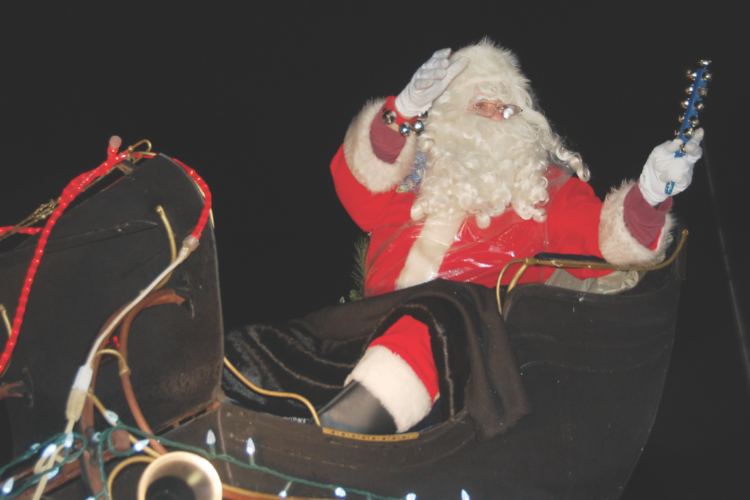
[413,120,425,136]
[399,122,413,137]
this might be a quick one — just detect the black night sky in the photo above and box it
[1,3,748,498]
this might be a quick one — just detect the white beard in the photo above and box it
[412,112,551,228]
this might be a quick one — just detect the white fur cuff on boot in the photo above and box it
[346,346,432,433]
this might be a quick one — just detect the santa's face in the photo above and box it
[413,83,551,226]
[409,40,587,225]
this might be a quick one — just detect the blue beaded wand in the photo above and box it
[667,60,711,194]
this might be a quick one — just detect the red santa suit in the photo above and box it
[330,98,674,432]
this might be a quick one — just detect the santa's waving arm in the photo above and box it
[337,50,468,194]
[394,48,470,117]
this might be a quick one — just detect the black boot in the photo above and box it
[318,381,397,435]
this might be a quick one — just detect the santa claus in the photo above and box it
[317,39,703,434]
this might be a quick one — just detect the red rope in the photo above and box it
[0,227,42,235]
[171,158,212,240]
[0,144,211,377]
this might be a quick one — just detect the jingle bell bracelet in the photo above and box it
[382,96,427,137]
[382,109,427,137]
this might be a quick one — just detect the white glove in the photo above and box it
[639,128,704,205]
[394,48,470,117]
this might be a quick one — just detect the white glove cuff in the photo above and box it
[394,94,422,118]
[639,175,667,206]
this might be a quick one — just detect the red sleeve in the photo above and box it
[623,184,672,249]
[546,178,605,258]
[369,107,406,163]
[330,145,406,232]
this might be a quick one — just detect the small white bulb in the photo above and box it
[206,430,216,446]
[277,481,292,498]
[461,489,470,500]
[63,432,74,449]
[105,410,119,424]
[133,439,150,453]
[2,477,14,494]
[245,437,256,456]
[334,487,346,498]
[405,494,417,500]
[41,444,57,459]
[46,468,59,480]
[29,443,40,452]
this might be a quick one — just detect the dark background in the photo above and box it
[1,2,748,498]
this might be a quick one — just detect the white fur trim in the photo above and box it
[343,98,417,193]
[599,180,674,267]
[347,346,432,433]
[395,216,463,290]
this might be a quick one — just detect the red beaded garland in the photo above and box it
[171,159,212,240]
[0,152,128,375]
[0,227,42,235]
[0,148,212,376]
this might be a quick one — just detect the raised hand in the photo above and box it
[394,48,470,117]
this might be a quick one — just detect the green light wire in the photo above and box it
[0,432,87,500]
[1,425,406,500]
[96,423,402,500]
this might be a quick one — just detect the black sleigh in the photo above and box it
[0,155,685,500]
